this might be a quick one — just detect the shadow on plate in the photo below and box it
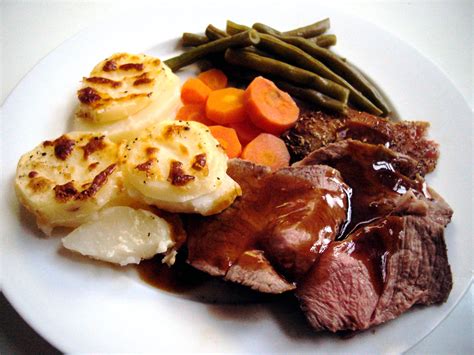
[0,293,60,354]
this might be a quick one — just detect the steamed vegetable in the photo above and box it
[165,30,260,71]
[209,125,242,158]
[309,34,337,48]
[256,33,382,115]
[198,68,228,90]
[224,48,350,103]
[169,18,391,116]
[205,24,229,40]
[176,104,214,125]
[252,22,389,114]
[244,76,300,135]
[182,33,209,47]
[206,87,247,124]
[241,133,290,171]
[274,80,348,114]
[229,120,262,145]
[180,78,212,104]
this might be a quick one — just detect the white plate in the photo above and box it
[1,3,472,353]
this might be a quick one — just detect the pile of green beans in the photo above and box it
[164,19,390,116]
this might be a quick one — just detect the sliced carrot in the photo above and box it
[241,133,290,171]
[198,69,228,90]
[209,125,242,158]
[181,78,212,105]
[228,120,262,146]
[244,76,300,135]
[206,88,247,124]
[176,104,214,126]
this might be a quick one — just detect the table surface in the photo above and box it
[1,1,472,353]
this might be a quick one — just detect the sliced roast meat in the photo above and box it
[296,140,452,234]
[296,215,453,332]
[225,250,295,293]
[187,139,453,330]
[186,159,349,292]
[282,108,439,175]
[256,163,349,279]
[295,139,453,332]
[186,161,271,277]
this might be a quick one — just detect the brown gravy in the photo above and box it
[136,252,275,304]
[136,253,210,294]
[340,217,404,295]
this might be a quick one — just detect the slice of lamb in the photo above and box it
[296,215,452,332]
[186,159,348,292]
[258,165,348,279]
[186,161,271,277]
[225,250,296,293]
[297,140,452,234]
[282,108,439,175]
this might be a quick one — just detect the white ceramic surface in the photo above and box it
[1,4,472,353]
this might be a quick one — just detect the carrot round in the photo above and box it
[241,133,290,171]
[176,104,214,126]
[244,76,300,135]
[198,69,228,90]
[229,120,262,146]
[181,78,212,105]
[206,88,247,124]
[209,125,242,158]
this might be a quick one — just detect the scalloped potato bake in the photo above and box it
[74,53,181,142]
[121,120,241,215]
[15,132,126,234]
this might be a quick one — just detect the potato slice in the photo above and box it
[15,132,128,234]
[74,53,180,142]
[62,206,176,266]
[121,120,241,215]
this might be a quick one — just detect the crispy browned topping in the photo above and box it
[133,77,153,86]
[54,182,79,202]
[82,136,106,159]
[145,147,159,156]
[135,159,155,172]
[120,63,144,71]
[52,135,76,161]
[78,87,101,104]
[53,164,116,202]
[77,164,116,200]
[168,161,195,186]
[28,176,52,193]
[103,60,117,72]
[88,162,99,171]
[85,76,122,88]
[28,171,38,178]
[163,124,186,139]
[192,153,207,171]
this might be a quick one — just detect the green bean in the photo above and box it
[252,22,280,36]
[252,23,389,115]
[256,33,382,115]
[224,48,349,102]
[181,33,209,47]
[226,20,251,35]
[283,18,330,38]
[165,30,261,71]
[275,80,348,114]
[309,34,337,48]
[205,24,229,40]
